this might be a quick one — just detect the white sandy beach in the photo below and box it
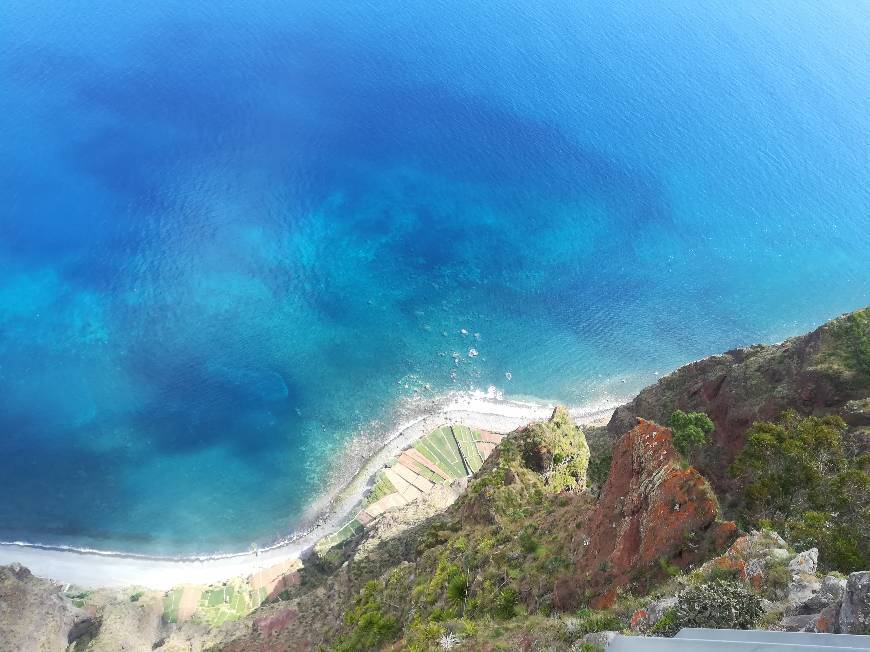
[0,392,620,590]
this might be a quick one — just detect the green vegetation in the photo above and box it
[315,518,365,557]
[570,607,623,634]
[587,451,612,491]
[649,607,679,636]
[414,426,467,478]
[818,307,870,375]
[668,410,714,459]
[452,425,485,473]
[493,587,519,619]
[129,591,144,602]
[162,588,182,624]
[325,408,593,649]
[731,410,869,572]
[517,406,590,492]
[333,581,401,652]
[67,590,90,609]
[364,473,397,507]
[676,580,762,630]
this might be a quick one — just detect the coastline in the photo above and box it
[0,391,622,590]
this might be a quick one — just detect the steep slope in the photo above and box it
[0,564,95,651]
[607,308,870,505]
[554,419,737,611]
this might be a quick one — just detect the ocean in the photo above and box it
[1,0,868,554]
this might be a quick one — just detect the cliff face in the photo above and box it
[0,564,95,651]
[2,309,867,651]
[554,419,737,610]
[607,308,870,504]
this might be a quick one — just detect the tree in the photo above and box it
[668,410,714,459]
[730,411,869,572]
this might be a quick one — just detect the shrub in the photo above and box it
[587,452,612,492]
[731,411,869,572]
[649,607,679,637]
[570,608,623,634]
[676,580,762,630]
[668,410,714,459]
[493,587,519,619]
[334,581,401,651]
[446,573,468,605]
[519,526,540,554]
[763,561,792,600]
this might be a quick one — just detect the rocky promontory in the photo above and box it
[1,308,867,651]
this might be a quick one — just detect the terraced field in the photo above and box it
[316,423,505,556]
[162,580,269,626]
[162,588,182,624]
[413,425,467,477]
[158,424,507,629]
[452,424,485,472]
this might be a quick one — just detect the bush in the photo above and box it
[446,573,468,605]
[763,561,792,600]
[649,607,679,637]
[334,581,401,651]
[668,410,714,459]
[676,580,762,630]
[731,411,869,572]
[493,588,518,619]
[518,525,540,554]
[569,608,623,635]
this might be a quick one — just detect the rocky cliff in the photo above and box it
[607,308,869,506]
[554,419,737,611]
[1,309,868,651]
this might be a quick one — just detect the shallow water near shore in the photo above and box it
[1,1,869,555]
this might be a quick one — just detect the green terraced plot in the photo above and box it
[205,588,225,607]
[414,426,466,477]
[452,425,484,472]
[197,582,260,626]
[316,518,364,552]
[162,588,182,624]
[405,457,448,484]
[363,472,397,508]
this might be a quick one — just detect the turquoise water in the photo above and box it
[1,1,868,554]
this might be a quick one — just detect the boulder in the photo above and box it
[788,549,818,575]
[630,596,677,633]
[799,575,847,614]
[813,604,840,633]
[839,571,870,634]
[781,614,818,631]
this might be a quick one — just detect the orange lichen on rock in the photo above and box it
[630,608,649,629]
[554,418,738,610]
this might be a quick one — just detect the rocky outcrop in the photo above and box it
[607,308,869,505]
[839,571,870,635]
[684,529,870,635]
[554,419,737,609]
[73,598,162,652]
[0,563,95,652]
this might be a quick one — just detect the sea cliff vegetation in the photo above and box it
[1,308,868,651]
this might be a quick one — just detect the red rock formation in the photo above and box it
[606,309,870,505]
[554,419,737,609]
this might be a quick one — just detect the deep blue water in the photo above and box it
[1,1,868,554]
